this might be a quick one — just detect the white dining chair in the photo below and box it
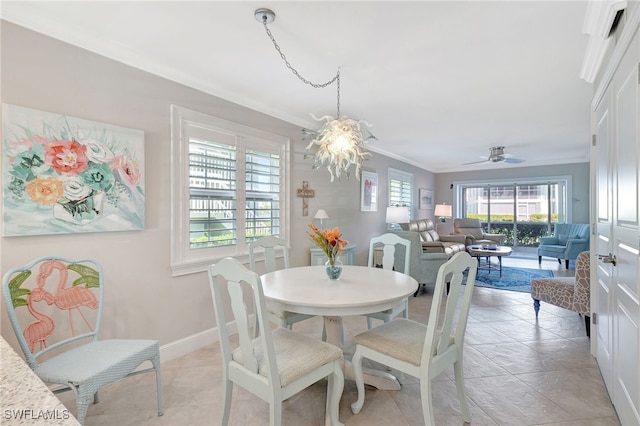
[208,257,344,426]
[351,251,478,425]
[365,233,412,328]
[249,236,316,331]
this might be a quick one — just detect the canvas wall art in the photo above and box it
[2,104,145,236]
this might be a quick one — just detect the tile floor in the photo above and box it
[79,255,618,425]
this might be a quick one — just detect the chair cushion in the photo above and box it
[354,318,427,366]
[530,278,575,311]
[35,339,159,385]
[557,234,569,245]
[233,328,342,386]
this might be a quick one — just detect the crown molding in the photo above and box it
[592,3,640,108]
[580,0,627,83]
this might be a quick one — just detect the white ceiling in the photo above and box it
[1,1,594,173]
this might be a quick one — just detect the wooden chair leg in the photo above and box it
[565,259,569,269]
[585,315,591,338]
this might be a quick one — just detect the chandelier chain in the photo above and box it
[262,18,341,117]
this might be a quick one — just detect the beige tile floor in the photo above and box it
[79,254,618,425]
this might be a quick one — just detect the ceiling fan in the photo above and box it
[463,146,525,165]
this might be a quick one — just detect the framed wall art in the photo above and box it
[419,188,433,210]
[360,171,378,212]
[2,104,145,236]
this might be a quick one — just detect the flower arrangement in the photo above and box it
[5,121,143,227]
[307,223,349,266]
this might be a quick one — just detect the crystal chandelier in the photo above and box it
[255,8,376,182]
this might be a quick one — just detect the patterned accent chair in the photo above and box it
[531,251,590,337]
[2,257,164,425]
[537,223,590,268]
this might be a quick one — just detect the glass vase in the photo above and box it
[325,256,343,280]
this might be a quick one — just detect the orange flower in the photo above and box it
[307,223,349,265]
[25,176,64,205]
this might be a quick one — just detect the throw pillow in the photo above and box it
[558,234,568,245]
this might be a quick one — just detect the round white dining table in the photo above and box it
[261,265,418,390]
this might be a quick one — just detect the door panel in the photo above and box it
[611,31,640,425]
[595,95,614,395]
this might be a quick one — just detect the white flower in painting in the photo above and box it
[84,139,115,164]
[61,175,91,201]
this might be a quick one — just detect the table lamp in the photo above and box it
[386,206,410,230]
[314,209,329,229]
[434,203,452,223]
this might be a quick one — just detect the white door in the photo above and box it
[594,28,640,425]
[610,32,639,425]
[594,85,614,397]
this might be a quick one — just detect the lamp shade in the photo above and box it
[314,209,329,220]
[434,204,452,218]
[386,206,410,224]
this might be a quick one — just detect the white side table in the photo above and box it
[310,243,356,265]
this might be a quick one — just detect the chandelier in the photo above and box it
[255,8,376,182]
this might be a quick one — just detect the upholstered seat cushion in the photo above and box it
[232,328,342,386]
[531,251,590,316]
[531,278,575,311]
[36,339,159,385]
[354,318,427,366]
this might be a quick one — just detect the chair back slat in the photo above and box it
[249,235,289,274]
[423,252,477,360]
[227,280,258,374]
[368,233,411,274]
[2,257,104,369]
[208,258,280,387]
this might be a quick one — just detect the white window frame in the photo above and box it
[388,168,414,230]
[388,168,414,210]
[170,105,290,276]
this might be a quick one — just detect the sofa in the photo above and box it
[391,219,466,295]
[537,223,590,268]
[402,218,466,255]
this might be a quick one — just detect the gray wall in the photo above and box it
[0,22,434,354]
[0,21,591,357]
[434,162,591,234]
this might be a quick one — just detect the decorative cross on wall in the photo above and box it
[296,181,315,216]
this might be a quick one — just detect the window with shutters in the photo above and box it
[388,168,413,212]
[171,105,289,276]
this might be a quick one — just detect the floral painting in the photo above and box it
[2,104,145,236]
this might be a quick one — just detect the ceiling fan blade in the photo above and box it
[503,158,524,164]
[462,159,490,165]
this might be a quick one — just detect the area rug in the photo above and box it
[470,266,554,293]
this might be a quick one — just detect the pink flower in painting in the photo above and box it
[45,140,89,174]
[25,176,64,205]
[113,155,141,187]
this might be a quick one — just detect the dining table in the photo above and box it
[261,264,418,390]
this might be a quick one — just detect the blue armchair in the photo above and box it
[538,223,590,268]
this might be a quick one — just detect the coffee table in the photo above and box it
[466,245,512,277]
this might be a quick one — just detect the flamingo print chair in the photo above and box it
[2,257,163,425]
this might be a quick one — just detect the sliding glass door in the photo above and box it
[460,180,567,248]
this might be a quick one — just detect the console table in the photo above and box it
[310,243,356,266]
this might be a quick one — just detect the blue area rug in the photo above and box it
[471,266,554,293]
